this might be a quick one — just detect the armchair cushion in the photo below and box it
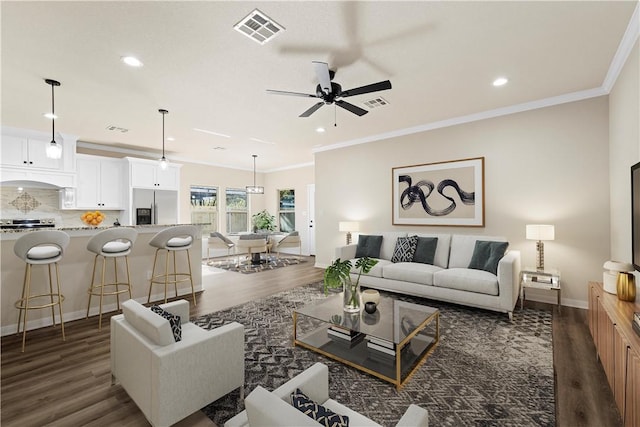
[150,305,182,342]
[122,299,174,346]
[291,388,349,427]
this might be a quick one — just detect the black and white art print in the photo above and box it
[392,157,484,226]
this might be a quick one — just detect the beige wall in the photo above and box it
[315,96,610,308]
[609,39,640,300]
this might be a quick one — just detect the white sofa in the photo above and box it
[225,362,428,427]
[337,232,521,319]
[111,299,245,427]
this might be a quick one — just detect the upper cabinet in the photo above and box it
[75,154,125,209]
[127,157,180,190]
[1,135,61,169]
[1,126,77,187]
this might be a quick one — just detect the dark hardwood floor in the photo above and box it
[1,258,622,426]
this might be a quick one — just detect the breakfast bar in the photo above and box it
[0,224,204,336]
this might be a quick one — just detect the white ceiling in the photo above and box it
[1,1,637,172]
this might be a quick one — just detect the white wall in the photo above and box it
[609,39,640,300]
[315,96,611,308]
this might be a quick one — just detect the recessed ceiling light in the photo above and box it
[166,137,175,142]
[43,113,57,119]
[493,77,509,87]
[193,128,230,138]
[316,127,326,133]
[121,56,143,67]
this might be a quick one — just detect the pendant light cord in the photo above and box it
[51,83,55,141]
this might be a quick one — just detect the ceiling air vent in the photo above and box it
[363,97,390,109]
[105,125,129,133]
[234,9,285,45]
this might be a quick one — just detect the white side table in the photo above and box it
[520,267,561,311]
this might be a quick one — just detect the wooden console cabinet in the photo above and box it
[588,281,640,426]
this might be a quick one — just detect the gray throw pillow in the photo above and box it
[413,237,438,265]
[468,240,509,275]
[355,235,383,258]
[391,235,418,263]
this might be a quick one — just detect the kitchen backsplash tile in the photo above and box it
[1,186,123,227]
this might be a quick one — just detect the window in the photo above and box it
[226,188,248,234]
[190,186,218,234]
[278,189,295,232]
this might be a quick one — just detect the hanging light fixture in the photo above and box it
[158,109,169,170]
[45,79,62,159]
[246,154,264,194]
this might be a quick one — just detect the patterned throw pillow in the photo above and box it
[150,305,182,342]
[391,235,418,263]
[290,388,349,427]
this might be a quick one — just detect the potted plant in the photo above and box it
[252,210,276,233]
[324,257,378,312]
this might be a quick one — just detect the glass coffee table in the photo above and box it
[293,293,439,390]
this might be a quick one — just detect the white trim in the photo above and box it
[313,87,607,154]
[602,2,640,92]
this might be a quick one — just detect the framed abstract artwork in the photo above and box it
[392,157,484,226]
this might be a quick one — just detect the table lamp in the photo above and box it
[526,224,555,271]
[338,221,359,245]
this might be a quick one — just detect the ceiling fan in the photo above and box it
[266,61,392,117]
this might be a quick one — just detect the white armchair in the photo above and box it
[111,299,245,427]
[224,362,428,427]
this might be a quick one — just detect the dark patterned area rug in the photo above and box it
[196,283,554,427]
[204,255,306,274]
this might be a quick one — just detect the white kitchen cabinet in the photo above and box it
[1,135,61,170]
[76,155,125,209]
[128,158,180,190]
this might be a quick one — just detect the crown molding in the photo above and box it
[603,2,639,93]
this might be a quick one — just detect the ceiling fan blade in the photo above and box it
[335,100,368,116]
[340,80,392,97]
[312,61,332,95]
[266,89,318,98]
[299,102,325,117]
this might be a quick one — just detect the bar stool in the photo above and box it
[86,227,137,330]
[13,230,70,352]
[147,225,198,305]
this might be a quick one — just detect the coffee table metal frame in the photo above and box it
[293,294,439,390]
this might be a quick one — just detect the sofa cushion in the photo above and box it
[448,235,507,269]
[378,232,408,260]
[412,237,438,265]
[355,235,383,258]
[382,262,441,285]
[468,240,509,275]
[433,268,499,296]
[291,388,349,427]
[122,299,175,346]
[150,305,182,342]
[391,236,418,263]
[415,233,451,268]
[350,259,392,278]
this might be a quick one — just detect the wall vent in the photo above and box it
[105,125,129,133]
[234,9,285,45]
[363,97,390,109]
[212,146,227,151]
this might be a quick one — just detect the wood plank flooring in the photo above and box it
[1,258,622,426]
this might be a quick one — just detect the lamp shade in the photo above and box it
[526,224,555,241]
[339,221,359,232]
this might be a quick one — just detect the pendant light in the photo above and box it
[246,154,264,194]
[45,79,62,159]
[158,109,168,170]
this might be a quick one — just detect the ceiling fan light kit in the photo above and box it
[266,61,392,118]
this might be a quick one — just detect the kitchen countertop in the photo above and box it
[0,223,210,240]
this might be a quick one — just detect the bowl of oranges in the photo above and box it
[81,211,105,227]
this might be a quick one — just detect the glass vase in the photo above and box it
[343,282,361,313]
